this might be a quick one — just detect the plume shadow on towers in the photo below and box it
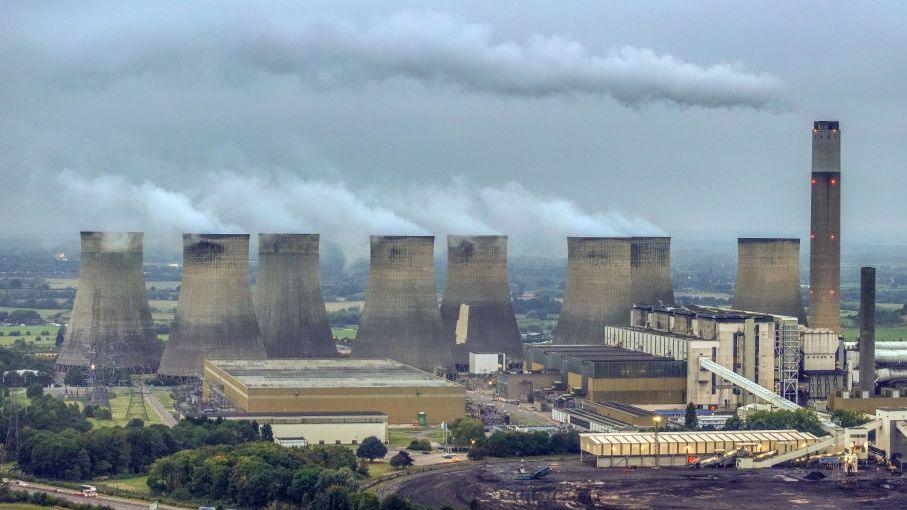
[157,234,266,379]
[255,234,338,358]
[354,236,452,373]
[56,232,163,374]
[440,235,522,367]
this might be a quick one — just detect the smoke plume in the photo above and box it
[56,171,662,259]
[7,9,783,109]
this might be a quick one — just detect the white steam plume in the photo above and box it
[18,10,784,109]
[56,171,663,260]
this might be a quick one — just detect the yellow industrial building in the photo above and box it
[203,358,465,425]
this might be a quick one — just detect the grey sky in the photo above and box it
[2,1,906,258]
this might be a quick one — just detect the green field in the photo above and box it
[842,326,907,342]
[332,327,358,339]
[0,307,69,321]
[0,504,55,510]
[387,427,445,448]
[98,474,150,496]
[79,394,164,428]
[151,388,176,417]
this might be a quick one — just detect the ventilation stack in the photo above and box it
[255,234,337,358]
[630,237,675,306]
[440,235,522,367]
[733,238,806,322]
[157,234,267,379]
[56,232,163,372]
[809,121,842,331]
[554,237,632,344]
[354,236,452,373]
[859,266,876,395]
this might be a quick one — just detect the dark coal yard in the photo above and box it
[377,459,907,509]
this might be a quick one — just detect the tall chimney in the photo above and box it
[554,237,632,344]
[809,120,842,331]
[630,237,675,306]
[733,238,806,322]
[255,234,337,358]
[440,235,522,366]
[56,232,163,372]
[157,234,267,378]
[354,236,453,372]
[859,266,876,395]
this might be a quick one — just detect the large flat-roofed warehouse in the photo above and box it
[203,359,465,424]
[523,345,686,404]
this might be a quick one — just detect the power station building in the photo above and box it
[354,236,453,373]
[523,344,688,405]
[602,305,784,408]
[158,234,267,378]
[733,238,806,322]
[554,237,633,343]
[57,232,163,373]
[254,234,337,358]
[440,235,522,368]
[809,120,842,332]
[202,358,465,425]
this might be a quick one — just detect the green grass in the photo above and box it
[80,394,164,428]
[366,462,396,477]
[151,388,176,416]
[0,504,55,510]
[332,327,358,340]
[842,326,907,342]
[98,474,150,496]
[387,427,445,448]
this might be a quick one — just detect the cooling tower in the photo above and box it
[630,237,675,306]
[554,237,632,344]
[440,235,522,366]
[809,121,842,331]
[733,238,806,322]
[56,232,163,372]
[255,234,337,358]
[859,267,876,394]
[354,236,453,373]
[157,234,267,378]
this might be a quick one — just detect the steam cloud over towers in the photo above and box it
[56,232,163,372]
[254,234,337,358]
[809,121,842,332]
[733,238,806,322]
[158,234,267,378]
[630,237,675,307]
[440,235,522,365]
[354,236,453,372]
[554,237,633,344]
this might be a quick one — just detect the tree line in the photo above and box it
[146,441,430,510]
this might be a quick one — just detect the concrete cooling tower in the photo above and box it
[354,236,453,373]
[440,235,522,366]
[733,238,806,322]
[630,237,675,306]
[56,232,163,372]
[255,234,337,358]
[157,234,267,378]
[554,237,632,344]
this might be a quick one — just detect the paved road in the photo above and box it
[9,480,189,510]
[467,390,559,427]
[145,390,178,427]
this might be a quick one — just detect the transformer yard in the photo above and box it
[377,458,907,510]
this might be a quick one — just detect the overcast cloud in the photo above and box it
[2,1,906,257]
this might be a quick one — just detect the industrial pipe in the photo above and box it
[845,341,907,351]
[876,368,907,383]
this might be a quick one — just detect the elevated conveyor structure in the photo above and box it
[697,357,840,436]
